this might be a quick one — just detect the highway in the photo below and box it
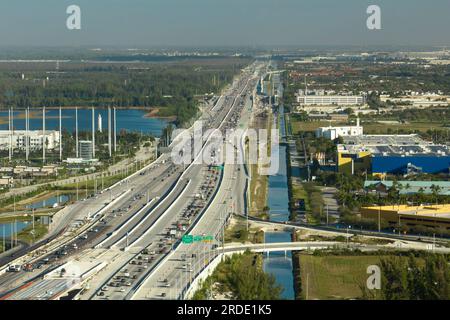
[131,66,261,300]
[86,63,264,300]
[0,61,267,300]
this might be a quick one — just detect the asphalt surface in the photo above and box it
[131,62,264,300]
[0,61,266,300]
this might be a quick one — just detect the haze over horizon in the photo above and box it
[0,0,450,48]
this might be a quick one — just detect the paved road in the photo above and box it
[317,186,340,223]
[131,63,264,300]
[0,61,266,300]
[0,144,157,201]
[89,63,264,301]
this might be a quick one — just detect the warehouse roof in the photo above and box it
[339,134,450,157]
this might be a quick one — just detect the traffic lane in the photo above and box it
[135,85,258,298]
[103,164,222,299]
[99,170,183,249]
[0,164,177,289]
[133,168,228,299]
[135,88,256,298]
[120,179,191,248]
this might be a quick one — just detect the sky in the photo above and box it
[0,0,449,48]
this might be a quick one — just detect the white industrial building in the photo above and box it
[315,119,363,140]
[297,94,365,106]
[0,130,60,151]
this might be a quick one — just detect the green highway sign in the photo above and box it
[182,235,194,244]
[182,234,214,244]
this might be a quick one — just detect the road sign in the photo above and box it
[182,234,214,244]
[182,235,194,244]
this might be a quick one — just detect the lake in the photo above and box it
[0,108,168,137]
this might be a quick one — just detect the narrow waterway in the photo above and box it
[26,194,70,210]
[263,232,295,300]
[0,221,29,238]
[262,72,295,300]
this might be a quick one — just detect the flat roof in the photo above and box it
[338,134,450,157]
[363,204,450,220]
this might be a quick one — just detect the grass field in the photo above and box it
[362,122,449,134]
[17,223,48,244]
[297,254,383,300]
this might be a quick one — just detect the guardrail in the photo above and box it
[126,180,192,250]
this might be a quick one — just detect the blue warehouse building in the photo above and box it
[372,155,450,175]
[338,134,450,176]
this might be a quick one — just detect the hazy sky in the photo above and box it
[1,0,450,47]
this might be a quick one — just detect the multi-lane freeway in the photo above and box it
[0,61,268,300]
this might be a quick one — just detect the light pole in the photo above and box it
[346,225,351,246]
[378,205,381,233]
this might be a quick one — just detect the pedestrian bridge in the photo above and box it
[223,241,343,253]
[222,241,450,254]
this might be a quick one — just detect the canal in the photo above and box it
[262,71,295,300]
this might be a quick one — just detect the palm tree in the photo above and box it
[430,184,441,206]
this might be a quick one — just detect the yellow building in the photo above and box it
[337,150,372,175]
[361,204,450,232]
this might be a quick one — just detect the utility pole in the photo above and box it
[92,106,95,159]
[32,208,35,244]
[108,107,112,157]
[42,106,46,163]
[26,107,29,162]
[59,106,62,161]
[378,206,381,233]
[75,107,79,158]
[114,107,117,153]
[10,223,13,249]
[8,108,12,162]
